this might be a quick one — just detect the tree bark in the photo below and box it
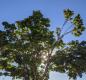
[23,66,30,80]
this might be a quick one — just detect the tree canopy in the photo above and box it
[0,9,86,80]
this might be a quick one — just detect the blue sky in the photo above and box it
[0,0,86,80]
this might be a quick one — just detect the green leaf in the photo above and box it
[64,9,74,20]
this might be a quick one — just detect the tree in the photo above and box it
[0,9,86,80]
[52,40,86,80]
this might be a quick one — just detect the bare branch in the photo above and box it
[61,30,73,38]
[61,20,68,31]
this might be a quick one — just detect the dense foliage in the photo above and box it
[52,41,86,79]
[0,9,86,80]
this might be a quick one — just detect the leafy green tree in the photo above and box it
[0,9,86,80]
[52,40,86,80]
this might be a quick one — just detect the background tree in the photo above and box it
[0,9,86,80]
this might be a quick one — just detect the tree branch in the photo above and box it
[42,39,61,80]
[61,30,73,38]
[61,20,68,31]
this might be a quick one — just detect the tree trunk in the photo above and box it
[23,66,30,80]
